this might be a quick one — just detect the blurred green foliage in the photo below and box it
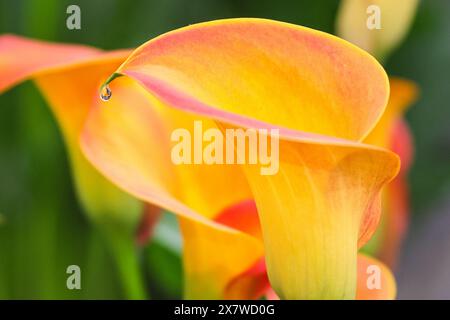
[0,0,448,299]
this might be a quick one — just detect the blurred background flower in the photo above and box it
[0,0,449,299]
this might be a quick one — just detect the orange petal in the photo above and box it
[0,35,142,228]
[115,18,388,141]
[215,199,262,240]
[356,253,397,300]
[0,34,100,92]
[377,119,413,267]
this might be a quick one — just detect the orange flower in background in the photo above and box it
[1,18,401,299]
[0,35,140,228]
[363,78,418,267]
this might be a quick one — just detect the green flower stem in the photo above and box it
[102,226,148,300]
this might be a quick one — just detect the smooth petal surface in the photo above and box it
[88,18,399,299]
[114,18,389,142]
[337,0,419,60]
[0,34,100,92]
[356,254,396,300]
[391,119,414,174]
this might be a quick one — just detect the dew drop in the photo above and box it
[100,85,112,101]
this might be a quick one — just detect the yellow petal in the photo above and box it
[337,0,419,60]
[356,253,397,300]
[180,217,263,299]
[114,18,389,141]
[242,138,398,299]
[0,35,142,228]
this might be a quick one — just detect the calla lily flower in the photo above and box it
[78,18,400,299]
[0,35,150,298]
[337,0,419,61]
[1,18,401,299]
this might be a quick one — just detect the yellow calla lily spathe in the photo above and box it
[82,18,400,299]
[214,199,398,300]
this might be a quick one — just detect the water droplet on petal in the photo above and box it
[100,85,112,101]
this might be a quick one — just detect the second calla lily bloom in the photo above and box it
[0,36,149,298]
[80,18,400,299]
